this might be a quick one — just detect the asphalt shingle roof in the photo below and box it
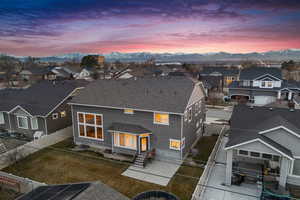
[108,122,151,134]
[226,105,300,158]
[0,80,87,116]
[200,67,239,76]
[239,67,282,80]
[70,77,198,114]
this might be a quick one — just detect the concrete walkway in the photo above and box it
[122,160,181,186]
[201,137,261,200]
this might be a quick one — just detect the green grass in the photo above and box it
[3,136,217,200]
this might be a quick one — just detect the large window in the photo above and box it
[154,113,169,125]
[17,116,28,129]
[114,132,137,149]
[77,112,103,140]
[170,139,181,150]
[0,112,4,124]
[238,150,280,161]
[31,117,38,130]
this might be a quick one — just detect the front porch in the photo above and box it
[108,122,154,167]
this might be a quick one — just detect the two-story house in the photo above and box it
[229,67,285,105]
[69,77,206,161]
[225,105,300,188]
[0,80,87,139]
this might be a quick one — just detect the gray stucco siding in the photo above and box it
[264,129,300,156]
[71,105,183,160]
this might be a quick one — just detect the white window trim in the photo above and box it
[30,117,38,130]
[290,157,300,177]
[260,81,273,88]
[52,113,59,120]
[153,112,169,125]
[113,132,137,150]
[0,112,4,124]
[169,139,181,150]
[237,149,280,161]
[17,116,29,129]
[124,109,134,115]
[77,112,104,141]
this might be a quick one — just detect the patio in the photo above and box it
[201,137,261,200]
[122,160,182,186]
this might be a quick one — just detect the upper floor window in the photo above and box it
[0,112,4,124]
[124,109,134,114]
[17,116,28,129]
[261,81,273,88]
[154,113,169,125]
[78,112,103,140]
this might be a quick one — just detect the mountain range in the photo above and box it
[2,49,300,63]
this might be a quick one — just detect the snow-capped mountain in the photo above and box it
[2,49,300,62]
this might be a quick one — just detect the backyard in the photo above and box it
[3,135,218,200]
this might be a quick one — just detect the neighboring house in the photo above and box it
[16,181,129,200]
[225,105,300,188]
[229,67,284,105]
[69,77,206,161]
[76,66,98,80]
[199,67,239,88]
[19,67,57,81]
[0,80,87,139]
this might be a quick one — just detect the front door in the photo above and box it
[140,137,148,152]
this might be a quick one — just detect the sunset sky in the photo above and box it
[1,0,300,56]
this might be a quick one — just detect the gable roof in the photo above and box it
[239,67,282,80]
[200,67,239,76]
[16,181,129,200]
[0,80,87,116]
[226,105,300,158]
[70,77,201,114]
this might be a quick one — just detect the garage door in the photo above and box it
[254,96,276,106]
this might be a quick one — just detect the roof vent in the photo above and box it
[290,108,295,112]
[249,104,254,109]
[269,107,273,111]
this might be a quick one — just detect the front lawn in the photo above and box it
[4,136,217,200]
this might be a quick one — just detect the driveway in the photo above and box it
[201,136,261,200]
[206,107,232,124]
[122,160,181,186]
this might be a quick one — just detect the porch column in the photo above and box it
[277,90,281,99]
[279,157,290,188]
[225,149,233,186]
[288,92,292,100]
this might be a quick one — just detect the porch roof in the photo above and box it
[108,122,152,135]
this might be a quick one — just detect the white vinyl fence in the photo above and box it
[191,125,226,200]
[0,126,72,170]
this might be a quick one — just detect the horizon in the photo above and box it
[2,48,300,58]
[1,1,300,56]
